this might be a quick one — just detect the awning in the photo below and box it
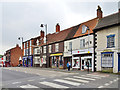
[50,53,63,56]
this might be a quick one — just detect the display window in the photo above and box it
[72,57,80,68]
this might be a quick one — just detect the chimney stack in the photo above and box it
[97,5,103,19]
[40,30,44,38]
[56,23,60,32]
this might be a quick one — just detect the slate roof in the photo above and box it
[46,24,80,45]
[94,12,120,31]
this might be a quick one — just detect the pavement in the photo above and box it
[0,67,120,89]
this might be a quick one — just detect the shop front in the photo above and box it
[72,48,94,71]
[50,53,64,69]
[23,55,33,67]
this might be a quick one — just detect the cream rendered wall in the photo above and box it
[64,35,94,57]
[96,26,119,73]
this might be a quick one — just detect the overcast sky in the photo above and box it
[0,0,119,55]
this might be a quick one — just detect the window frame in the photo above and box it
[101,52,114,68]
[107,34,115,48]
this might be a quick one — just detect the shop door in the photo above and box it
[118,54,120,72]
[81,59,84,70]
[56,57,59,67]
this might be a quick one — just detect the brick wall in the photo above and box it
[10,45,22,67]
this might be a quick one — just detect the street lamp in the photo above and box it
[18,37,23,49]
[40,24,48,68]
[18,37,23,66]
[87,27,90,73]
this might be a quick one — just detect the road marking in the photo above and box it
[98,86,104,88]
[104,83,110,86]
[64,78,89,83]
[12,82,21,84]
[73,76,95,81]
[81,75,101,79]
[87,74,106,77]
[28,79,34,82]
[20,84,39,88]
[54,79,81,86]
[39,81,69,88]
[109,81,113,84]
[113,79,117,82]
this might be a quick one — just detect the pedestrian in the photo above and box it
[67,62,69,71]
[68,62,71,71]
[67,61,71,71]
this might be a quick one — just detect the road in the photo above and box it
[0,67,119,89]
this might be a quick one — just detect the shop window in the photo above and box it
[107,34,115,48]
[59,56,63,66]
[73,59,80,68]
[101,52,113,67]
[52,56,55,66]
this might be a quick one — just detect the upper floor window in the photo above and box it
[40,47,42,53]
[44,46,46,53]
[55,43,59,52]
[30,40,31,46]
[49,45,52,53]
[107,34,115,48]
[69,42,72,51]
[24,43,25,48]
[80,39,85,48]
[27,41,28,48]
[37,39,39,46]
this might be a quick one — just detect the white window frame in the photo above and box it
[55,43,59,52]
[49,45,52,53]
[44,46,46,53]
[80,39,85,48]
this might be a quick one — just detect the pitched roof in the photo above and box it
[73,18,98,38]
[46,24,80,44]
[94,12,120,31]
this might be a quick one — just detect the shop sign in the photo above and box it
[102,49,113,52]
[50,53,63,56]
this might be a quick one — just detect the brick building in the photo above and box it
[22,30,44,67]
[4,44,22,67]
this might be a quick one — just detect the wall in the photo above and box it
[96,26,119,73]
[64,35,94,57]
[10,46,22,67]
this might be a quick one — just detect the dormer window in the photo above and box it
[82,25,88,34]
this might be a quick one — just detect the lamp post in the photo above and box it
[18,37,23,49]
[40,24,48,68]
[87,27,90,73]
[18,37,23,66]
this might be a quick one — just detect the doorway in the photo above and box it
[118,54,120,72]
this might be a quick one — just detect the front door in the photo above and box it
[118,54,120,72]
[81,59,84,70]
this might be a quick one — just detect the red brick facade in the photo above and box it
[5,44,22,67]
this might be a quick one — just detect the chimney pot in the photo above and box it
[56,23,60,32]
[40,30,44,38]
[97,5,103,19]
